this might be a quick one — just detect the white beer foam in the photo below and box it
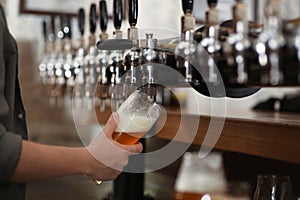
[116,114,154,133]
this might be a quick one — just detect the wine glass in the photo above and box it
[253,174,294,200]
[174,152,227,200]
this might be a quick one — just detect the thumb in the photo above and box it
[102,112,120,139]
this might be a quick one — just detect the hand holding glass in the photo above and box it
[112,90,161,145]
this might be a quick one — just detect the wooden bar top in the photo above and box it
[95,88,300,164]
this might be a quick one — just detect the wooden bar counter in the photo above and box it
[96,94,300,164]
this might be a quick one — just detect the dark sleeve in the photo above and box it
[0,4,23,185]
[0,125,22,184]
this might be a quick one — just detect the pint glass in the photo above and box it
[112,90,161,145]
[174,152,227,200]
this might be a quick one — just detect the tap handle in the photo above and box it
[78,8,85,36]
[207,0,218,8]
[128,0,138,27]
[50,16,56,35]
[113,0,123,29]
[99,0,108,32]
[182,0,193,14]
[42,20,47,41]
[89,3,97,34]
[65,14,72,39]
[59,14,65,39]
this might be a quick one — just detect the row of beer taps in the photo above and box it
[177,0,300,93]
[38,0,300,109]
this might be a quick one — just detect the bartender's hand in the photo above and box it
[85,112,143,181]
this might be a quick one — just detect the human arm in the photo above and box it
[8,113,143,183]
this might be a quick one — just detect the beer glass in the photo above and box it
[224,181,251,200]
[253,174,293,200]
[174,152,227,200]
[112,90,161,145]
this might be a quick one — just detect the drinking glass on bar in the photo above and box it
[174,152,227,200]
[112,90,161,145]
[253,174,294,200]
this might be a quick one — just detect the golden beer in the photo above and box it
[112,131,145,145]
[112,115,154,145]
[175,191,206,200]
[174,192,228,200]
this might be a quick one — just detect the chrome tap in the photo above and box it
[258,0,285,85]
[62,14,75,99]
[123,47,140,98]
[38,19,49,85]
[175,30,197,83]
[106,49,127,110]
[45,16,58,104]
[197,0,221,85]
[95,49,109,111]
[140,33,167,99]
[83,45,98,108]
[73,8,86,105]
[122,0,140,98]
[52,14,67,106]
[96,0,110,111]
[83,3,98,109]
[223,0,250,84]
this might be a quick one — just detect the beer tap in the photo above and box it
[63,14,75,99]
[140,33,167,100]
[105,0,127,110]
[127,0,138,45]
[223,0,250,85]
[46,16,58,105]
[73,8,86,107]
[96,0,110,111]
[197,0,221,85]
[88,3,97,48]
[123,0,140,98]
[258,0,285,85]
[175,30,197,83]
[113,0,123,39]
[52,14,67,106]
[181,0,195,34]
[38,19,49,85]
[84,3,98,109]
[99,0,109,41]
[76,8,85,51]
[106,49,127,110]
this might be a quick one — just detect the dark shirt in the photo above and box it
[0,4,28,200]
